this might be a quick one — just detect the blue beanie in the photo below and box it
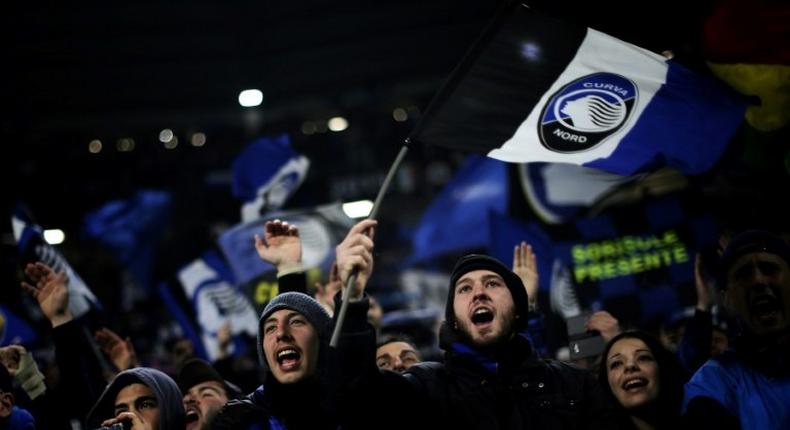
[257,292,331,367]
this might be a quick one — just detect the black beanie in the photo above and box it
[177,358,241,399]
[257,292,331,367]
[446,254,529,331]
[718,230,790,289]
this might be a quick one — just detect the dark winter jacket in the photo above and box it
[335,297,617,430]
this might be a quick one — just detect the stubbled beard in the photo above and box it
[457,311,517,348]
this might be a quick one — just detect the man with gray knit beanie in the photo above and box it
[214,291,338,430]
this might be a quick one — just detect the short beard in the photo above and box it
[456,310,518,351]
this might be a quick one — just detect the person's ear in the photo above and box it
[0,392,14,418]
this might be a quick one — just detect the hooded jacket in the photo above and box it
[85,367,185,430]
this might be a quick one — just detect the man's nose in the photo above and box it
[392,357,405,372]
[275,323,292,340]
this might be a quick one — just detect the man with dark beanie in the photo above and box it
[331,219,616,430]
[213,292,338,430]
[684,230,790,429]
[177,358,241,430]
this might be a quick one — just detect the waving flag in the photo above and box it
[410,3,748,176]
[408,155,508,265]
[83,190,172,292]
[232,134,310,223]
[702,0,790,131]
[177,250,259,361]
[11,206,101,318]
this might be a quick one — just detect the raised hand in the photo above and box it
[95,327,139,371]
[585,310,621,343]
[254,219,302,273]
[513,241,538,308]
[694,253,715,312]
[336,219,377,299]
[21,262,72,327]
[0,345,46,399]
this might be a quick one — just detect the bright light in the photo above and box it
[328,116,348,132]
[88,139,103,154]
[342,200,373,218]
[190,132,206,147]
[238,89,263,107]
[43,229,65,245]
[158,129,174,143]
[521,42,541,60]
[392,108,408,122]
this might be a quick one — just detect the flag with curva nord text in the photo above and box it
[410,2,748,176]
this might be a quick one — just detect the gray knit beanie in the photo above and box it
[256,292,331,367]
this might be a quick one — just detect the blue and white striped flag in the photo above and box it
[11,206,101,318]
[177,250,259,361]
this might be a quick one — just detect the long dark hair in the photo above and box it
[598,330,686,427]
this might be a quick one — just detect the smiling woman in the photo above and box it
[598,330,687,430]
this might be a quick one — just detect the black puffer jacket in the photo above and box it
[337,300,617,430]
[406,327,616,429]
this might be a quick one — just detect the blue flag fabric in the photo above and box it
[158,282,209,361]
[518,162,637,224]
[0,305,38,347]
[411,3,748,176]
[409,155,508,264]
[177,250,259,362]
[83,190,172,292]
[11,206,101,318]
[232,134,310,223]
[488,212,555,294]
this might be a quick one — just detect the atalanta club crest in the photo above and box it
[539,73,637,153]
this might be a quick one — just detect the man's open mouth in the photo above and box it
[750,295,783,319]
[471,307,494,325]
[185,409,199,424]
[276,348,302,367]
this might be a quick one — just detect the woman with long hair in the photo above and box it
[599,330,687,430]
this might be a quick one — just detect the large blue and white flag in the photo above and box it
[11,207,101,318]
[410,3,748,176]
[177,250,259,361]
[408,155,508,265]
[232,134,310,223]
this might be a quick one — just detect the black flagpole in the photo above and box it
[329,144,410,348]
